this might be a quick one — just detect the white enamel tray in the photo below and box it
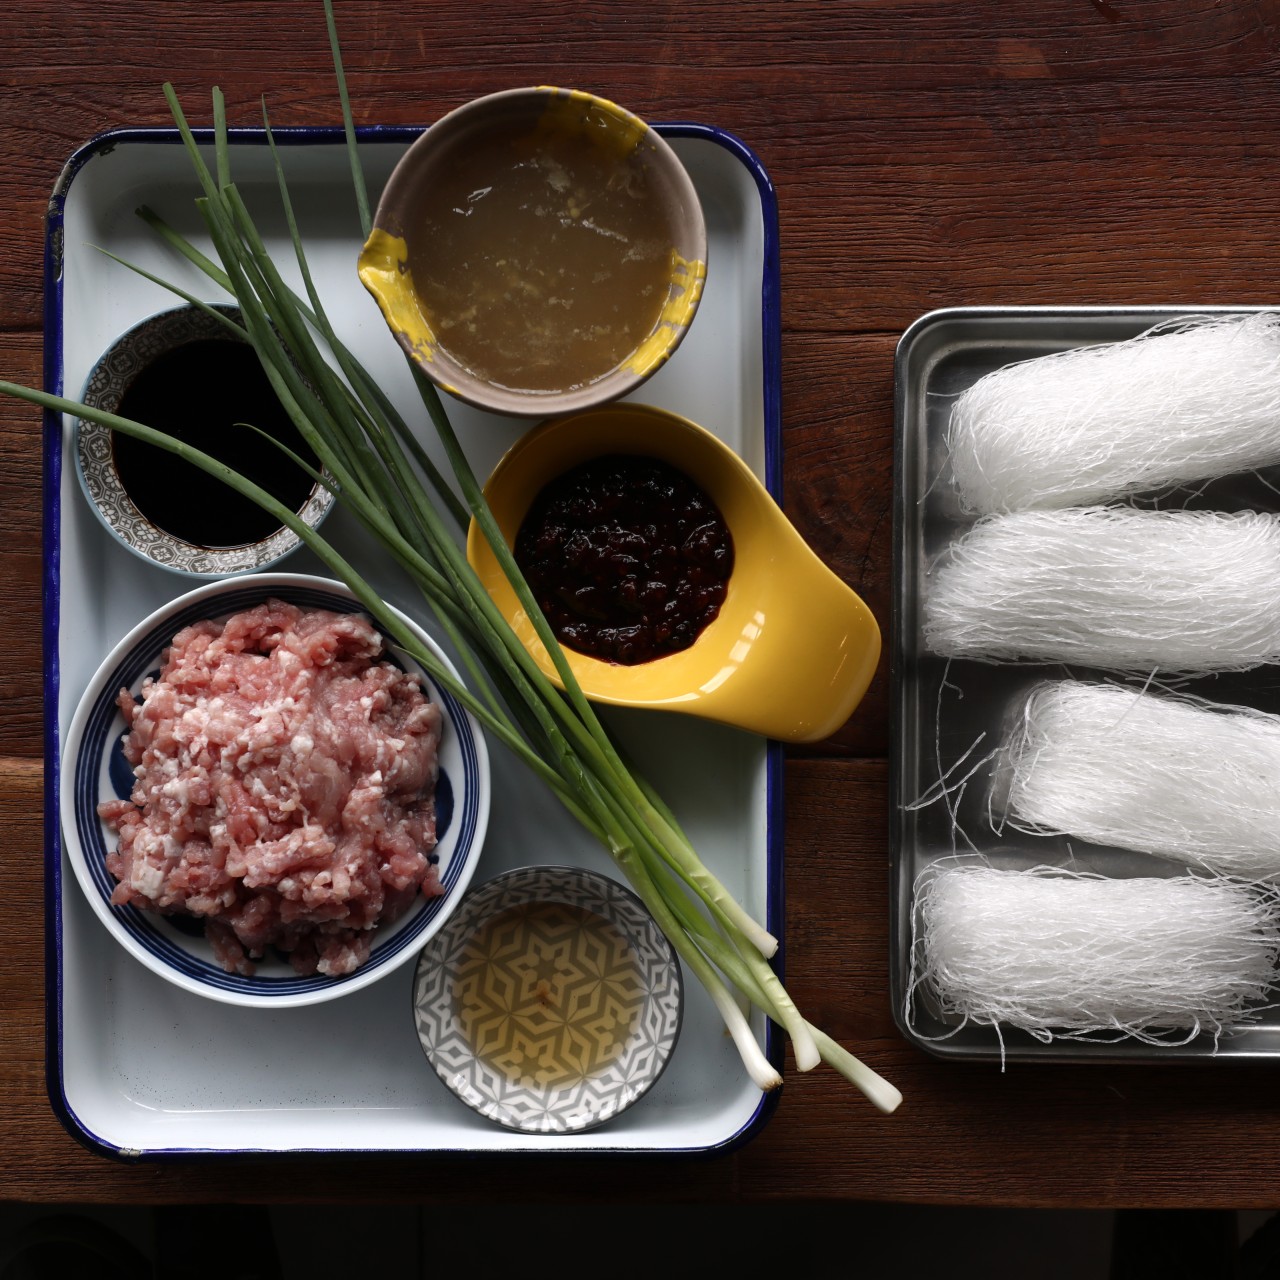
[44,123,783,1157]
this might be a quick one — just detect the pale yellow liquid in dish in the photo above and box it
[453,901,645,1091]
[407,131,674,393]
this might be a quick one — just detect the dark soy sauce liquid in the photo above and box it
[514,455,733,665]
[112,339,320,548]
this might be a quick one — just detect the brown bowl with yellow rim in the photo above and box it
[358,87,707,418]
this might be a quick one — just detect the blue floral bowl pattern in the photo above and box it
[59,573,490,1008]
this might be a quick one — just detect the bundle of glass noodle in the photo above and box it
[1001,681,1280,880]
[912,864,1280,1044]
[922,507,1280,673]
[946,313,1280,514]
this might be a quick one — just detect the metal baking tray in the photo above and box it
[44,122,783,1156]
[889,305,1280,1063]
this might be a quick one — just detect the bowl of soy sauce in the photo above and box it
[75,303,335,577]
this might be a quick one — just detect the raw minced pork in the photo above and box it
[97,599,443,977]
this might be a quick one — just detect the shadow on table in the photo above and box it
[0,1203,1275,1278]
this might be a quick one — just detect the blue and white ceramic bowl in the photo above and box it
[59,573,490,1008]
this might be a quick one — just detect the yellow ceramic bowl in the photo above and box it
[359,87,706,419]
[466,404,882,742]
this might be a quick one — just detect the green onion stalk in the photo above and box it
[5,3,901,1113]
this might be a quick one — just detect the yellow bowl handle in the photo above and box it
[684,512,882,742]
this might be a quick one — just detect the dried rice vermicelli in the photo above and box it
[910,864,1280,1045]
[946,313,1280,514]
[921,507,1280,673]
[1002,681,1280,879]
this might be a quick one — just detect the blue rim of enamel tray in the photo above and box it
[42,121,784,1161]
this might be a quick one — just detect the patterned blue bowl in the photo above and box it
[75,303,337,579]
[412,865,683,1133]
[59,573,490,1008]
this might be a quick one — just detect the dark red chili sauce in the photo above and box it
[514,455,734,666]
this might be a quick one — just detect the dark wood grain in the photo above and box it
[6,0,1280,1207]
[0,334,45,759]
[781,333,896,757]
[5,2,1280,331]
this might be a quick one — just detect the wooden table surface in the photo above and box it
[4,0,1279,1208]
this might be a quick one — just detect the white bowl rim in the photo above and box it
[59,572,491,1009]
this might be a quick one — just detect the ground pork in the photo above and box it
[97,599,443,977]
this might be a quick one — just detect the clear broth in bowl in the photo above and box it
[453,900,645,1089]
[406,129,675,394]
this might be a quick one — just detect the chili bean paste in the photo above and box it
[514,455,734,666]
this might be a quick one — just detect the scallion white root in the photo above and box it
[807,1026,902,1114]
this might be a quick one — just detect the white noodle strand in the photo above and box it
[947,313,1280,514]
[910,864,1280,1045]
[1003,681,1280,879]
[922,507,1280,673]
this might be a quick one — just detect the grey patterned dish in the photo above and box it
[75,303,335,577]
[412,865,683,1133]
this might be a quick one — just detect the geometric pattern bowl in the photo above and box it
[60,573,490,1008]
[74,302,336,578]
[412,865,683,1133]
